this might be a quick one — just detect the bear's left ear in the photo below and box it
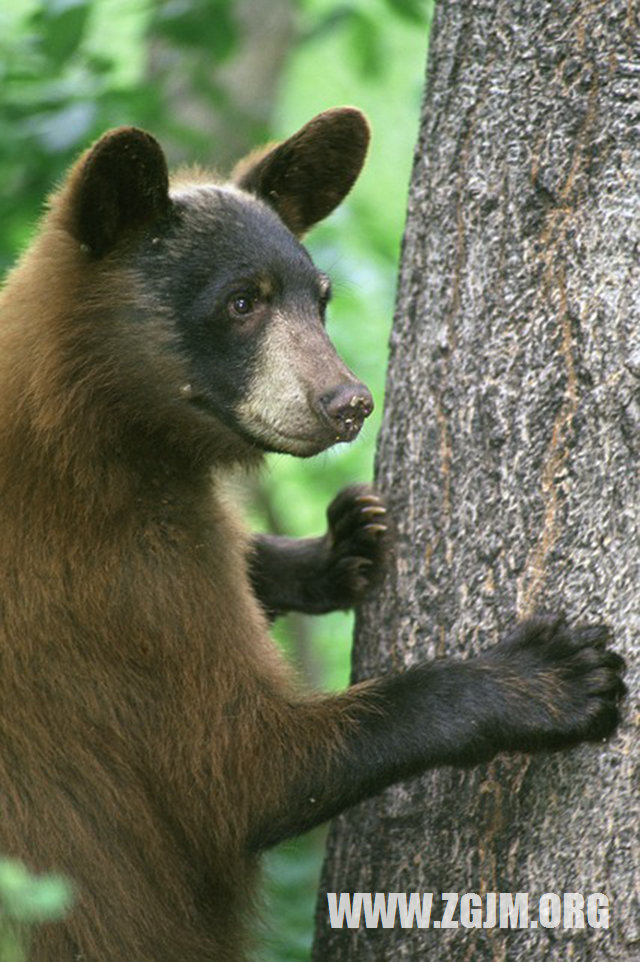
[232,107,370,236]
[68,127,171,257]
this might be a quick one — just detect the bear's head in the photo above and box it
[53,108,373,465]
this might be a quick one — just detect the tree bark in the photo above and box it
[313,1,639,960]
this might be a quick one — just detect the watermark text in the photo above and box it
[326,891,610,930]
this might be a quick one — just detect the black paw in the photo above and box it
[323,484,390,608]
[487,616,626,752]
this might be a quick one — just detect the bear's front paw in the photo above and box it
[487,616,626,752]
[323,484,390,607]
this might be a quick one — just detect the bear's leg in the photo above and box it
[248,485,388,618]
[248,617,625,850]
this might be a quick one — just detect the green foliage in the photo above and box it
[0,859,73,962]
[299,0,431,76]
[260,829,328,962]
[385,0,429,24]
[152,0,237,57]
[36,1,92,65]
[0,0,153,269]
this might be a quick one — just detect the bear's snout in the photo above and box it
[318,382,374,441]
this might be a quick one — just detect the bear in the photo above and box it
[0,107,625,962]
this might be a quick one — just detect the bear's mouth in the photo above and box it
[185,391,339,457]
[233,407,348,457]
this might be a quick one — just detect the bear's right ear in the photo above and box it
[67,127,171,258]
[232,107,370,236]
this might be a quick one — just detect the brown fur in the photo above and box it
[0,122,370,961]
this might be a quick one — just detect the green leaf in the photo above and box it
[153,0,238,61]
[384,0,428,24]
[38,2,91,65]
[348,11,384,77]
[0,859,73,922]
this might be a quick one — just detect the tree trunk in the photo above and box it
[313,1,639,960]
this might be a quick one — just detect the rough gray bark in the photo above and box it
[313,1,639,960]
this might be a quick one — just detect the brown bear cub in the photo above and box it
[0,108,625,961]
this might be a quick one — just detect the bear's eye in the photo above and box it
[228,292,256,318]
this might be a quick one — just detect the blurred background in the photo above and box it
[0,1,433,957]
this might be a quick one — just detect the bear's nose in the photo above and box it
[319,382,374,441]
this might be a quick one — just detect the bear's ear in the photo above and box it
[68,127,170,257]
[232,107,370,236]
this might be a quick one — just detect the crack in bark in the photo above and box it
[518,52,600,615]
